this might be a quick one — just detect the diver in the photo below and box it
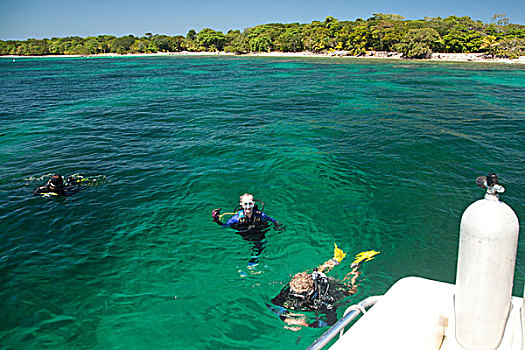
[212,193,284,266]
[212,193,284,231]
[33,173,85,197]
[268,245,379,331]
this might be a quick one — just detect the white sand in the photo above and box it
[4,50,524,64]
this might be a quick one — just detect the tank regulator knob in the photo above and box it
[476,173,505,199]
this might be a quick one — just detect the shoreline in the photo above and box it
[2,50,524,64]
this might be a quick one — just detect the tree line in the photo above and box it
[1,14,524,58]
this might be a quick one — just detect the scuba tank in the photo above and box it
[310,269,334,310]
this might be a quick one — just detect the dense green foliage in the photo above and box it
[1,14,524,58]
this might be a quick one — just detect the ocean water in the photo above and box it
[0,55,523,349]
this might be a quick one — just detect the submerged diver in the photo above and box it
[32,173,91,198]
[269,245,379,331]
[212,193,284,265]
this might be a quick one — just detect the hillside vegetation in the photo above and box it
[2,14,524,58]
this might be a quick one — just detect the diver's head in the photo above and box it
[48,174,64,190]
[289,272,314,294]
[240,193,255,216]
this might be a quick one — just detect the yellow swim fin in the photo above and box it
[351,250,380,268]
[333,243,347,263]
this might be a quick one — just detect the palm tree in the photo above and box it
[480,35,499,58]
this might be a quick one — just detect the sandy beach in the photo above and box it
[3,50,525,64]
[244,51,525,64]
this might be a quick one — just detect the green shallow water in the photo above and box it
[0,56,524,349]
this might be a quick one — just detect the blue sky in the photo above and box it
[1,0,524,40]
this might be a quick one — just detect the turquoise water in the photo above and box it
[0,56,524,349]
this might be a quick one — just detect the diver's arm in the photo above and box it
[222,214,240,227]
[282,310,336,329]
[212,209,239,227]
[33,186,46,196]
[259,212,285,230]
[283,315,310,331]
[317,259,338,273]
[271,286,310,331]
[259,212,276,223]
[317,244,347,273]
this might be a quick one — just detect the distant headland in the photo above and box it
[2,14,524,62]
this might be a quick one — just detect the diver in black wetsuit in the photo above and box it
[212,193,284,265]
[268,246,379,331]
[271,269,340,329]
[33,174,83,198]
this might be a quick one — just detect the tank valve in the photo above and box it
[476,173,505,199]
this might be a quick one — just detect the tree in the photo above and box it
[245,24,283,52]
[168,35,186,52]
[274,26,303,52]
[395,28,443,58]
[97,35,115,54]
[345,23,369,55]
[185,29,198,51]
[491,14,510,27]
[187,29,197,41]
[153,35,171,51]
[23,39,50,55]
[0,40,7,55]
[443,16,484,32]
[130,39,146,53]
[370,13,405,21]
[224,30,247,54]
[496,36,525,58]
[81,37,99,54]
[488,14,512,35]
[480,35,499,57]
[2,14,524,58]
[443,29,483,53]
[111,35,136,54]
[368,15,406,51]
[302,21,331,52]
[197,28,226,51]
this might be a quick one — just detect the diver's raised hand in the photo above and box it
[212,208,222,222]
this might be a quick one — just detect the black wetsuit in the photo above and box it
[221,207,277,231]
[270,283,338,328]
[215,206,276,265]
[33,177,82,198]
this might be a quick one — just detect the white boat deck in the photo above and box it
[329,276,523,350]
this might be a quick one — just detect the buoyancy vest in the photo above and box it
[238,209,262,225]
[283,271,335,311]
